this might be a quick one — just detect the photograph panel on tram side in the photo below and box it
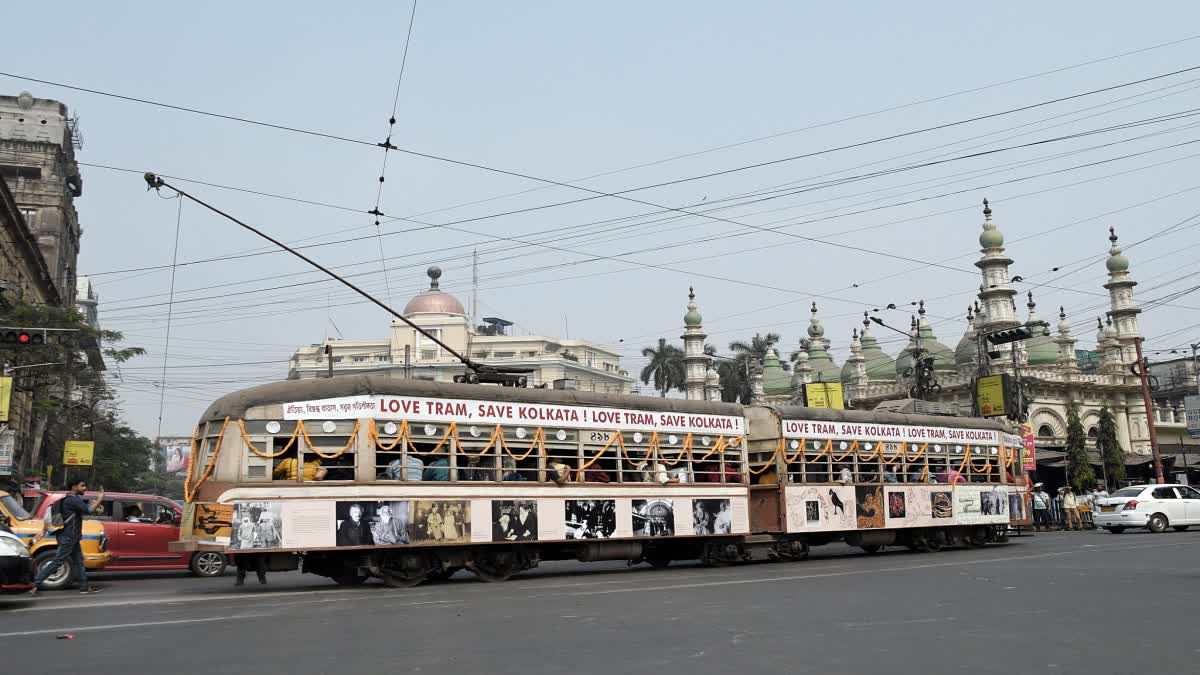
[411,500,470,544]
[231,501,283,550]
[632,499,675,537]
[492,500,537,542]
[335,501,377,547]
[565,499,617,539]
[855,486,884,529]
[931,491,954,518]
[888,491,906,519]
[692,499,732,535]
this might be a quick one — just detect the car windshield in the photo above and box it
[1111,487,1143,498]
[0,495,32,521]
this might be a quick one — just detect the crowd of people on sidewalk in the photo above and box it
[1029,482,1109,531]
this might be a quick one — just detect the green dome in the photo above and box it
[683,287,703,326]
[896,309,956,376]
[1106,253,1129,273]
[762,350,791,396]
[807,340,841,385]
[955,333,976,367]
[979,199,1003,248]
[859,330,895,381]
[1025,333,1058,366]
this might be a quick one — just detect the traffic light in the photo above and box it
[1,329,47,346]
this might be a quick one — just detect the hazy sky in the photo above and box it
[4,1,1200,436]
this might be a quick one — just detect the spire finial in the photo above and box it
[688,285,695,302]
[811,301,818,316]
[1027,290,1035,309]
[427,265,442,290]
[852,327,859,339]
[862,311,870,332]
[918,299,926,317]
[910,315,917,329]
[1109,226,1118,245]
[1059,305,1066,320]
[967,304,974,321]
[1097,316,1104,330]
[983,198,991,216]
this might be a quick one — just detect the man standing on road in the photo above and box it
[30,481,104,596]
[1062,486,1082,531]
[1031,484,1050,531]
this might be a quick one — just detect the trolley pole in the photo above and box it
[1134,337,1164,484]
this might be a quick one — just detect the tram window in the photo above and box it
[300,435,355,481]
[580,454,616,483]
[375,432,424,482]
[805,444,831,484]
[544,432,581,483]
[457,435,499,481]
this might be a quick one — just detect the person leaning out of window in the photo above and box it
[274,456,328,481]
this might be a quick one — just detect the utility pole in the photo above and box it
[324,344,334,379]
[1134,337,1164,483]
[1192,342,1199,395]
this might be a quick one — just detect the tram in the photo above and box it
[170,376,1029,586]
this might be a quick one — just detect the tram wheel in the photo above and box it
[644,552,672,568]
[332,574,369,586]
[427,566,463,583]
[470,552,518,582]
[860,544,882,555]
[926,530,946,553]
[377,552,431,588]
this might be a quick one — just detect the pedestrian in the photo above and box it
[1031,484,1050,531]
[30,480,104,596]
[1062,486,1082,531]
[235,554,267,586]
[1093,482,1109,501]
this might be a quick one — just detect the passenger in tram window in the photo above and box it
[383,454,424,481]
[423,456,450,481]
[460,455,491,481]
[836,465,853,485]
[501,457,527,481]
[642,461,670,484]
[320,455,355,481]
[883,465,899,483]
[670,467,689,483]
[273,456,328,482]
[756,468,779,485]
[583,467,612,483]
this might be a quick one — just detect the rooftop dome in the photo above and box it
[805,303,840,384]
[1105,226,1130,273]
[954,304,977,367]
[683,287,703,326]
[1024,292,1057,366]
[404,266,466,316]
[858,313,896,381]
[840,328,862,384]
[762,349,792,396]
[979,199,1004,249]
[896,302,957,375]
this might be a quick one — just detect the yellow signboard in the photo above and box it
[806,382,845,410]
[976,374,1006,417]
[0,376,12,422]
[63,440,95,466]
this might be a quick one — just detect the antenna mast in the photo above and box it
[471,247,478,327]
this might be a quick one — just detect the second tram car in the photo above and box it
[170,377,1028,586]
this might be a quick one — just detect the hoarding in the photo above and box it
[804,382,844,410]
[1185,395,1200,439]
[975,374,1006,417]
[63,440,95,466]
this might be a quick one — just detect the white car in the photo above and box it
[1093,484,1200,534]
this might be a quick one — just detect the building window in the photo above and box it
[417,328,442,361]
[352,356,368,363]
[375,355,390,362]
[1037,425,1054,439]
[494,351,515,359]
[19,208,37,228]
[525,350,539,358]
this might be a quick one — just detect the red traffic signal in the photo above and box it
[1,329,46,346]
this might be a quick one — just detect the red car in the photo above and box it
[32,491,227,577]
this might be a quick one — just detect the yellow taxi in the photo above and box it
[0,490,110,590]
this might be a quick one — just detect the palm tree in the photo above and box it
[640,338,685,397]
[729,333,786,370]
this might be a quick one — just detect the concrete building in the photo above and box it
[0,91,83,305]
[289,266,634,393]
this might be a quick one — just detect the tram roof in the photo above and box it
[768,404,1012,432]
[199,375,745,423]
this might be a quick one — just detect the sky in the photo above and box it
[4,1,1200,437]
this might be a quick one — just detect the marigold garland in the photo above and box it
[184,417,230,503]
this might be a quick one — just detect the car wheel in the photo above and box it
[32,549,73,590]
[1172,525,1189,532]
[1105,527,1125,534]
[190,551,228,577]
[1148,513,1168,533]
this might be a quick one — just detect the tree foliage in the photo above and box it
[1098,405,1125,487]
[640,338,685,397]
[1065,401,1095,492]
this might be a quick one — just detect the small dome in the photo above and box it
[806,302,825,339]
[683,287,702,326]
[1025,333,1058,366]
[896,303,957,375]
[1105,226,1130,272]
[979,199,1004,248]
[762,349,791,396]
[404,266,466,316]
[954,306,976,367]
[859,315,895,381]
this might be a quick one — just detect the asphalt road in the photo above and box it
[2,530,1197,675]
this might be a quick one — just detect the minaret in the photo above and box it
[846,328,867,387]
[681,286,708,401]
[792,339,813,388]
[1054,307,1079,373]
[705,365,721,402]
[1103,226,1142,365]
[975,199,1021,333]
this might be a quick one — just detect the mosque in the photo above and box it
[679,201,1195,477]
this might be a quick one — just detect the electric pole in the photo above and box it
[1134,337,1164,483]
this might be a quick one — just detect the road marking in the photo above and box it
[7,588,437,614]
[547,539,1200,597]
[0,614,263,639]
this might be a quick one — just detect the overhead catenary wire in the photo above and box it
[154,196,185,444]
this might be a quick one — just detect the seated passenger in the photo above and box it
[835,465,853,485]
[582,467,611,483]
[642,462,670,484]
[274,456,328,481]
[669,467,689,483]
[125,505,143,522]
[502,458,527,481]
[384,454,424,481]
[423,457,450,482]
[460,455,492,481]
[883,466,899,483]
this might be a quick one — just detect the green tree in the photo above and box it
[718,333,784,404]
[1065,401,1095,492]
[639,338,685,397]
[1097,405,1125,488]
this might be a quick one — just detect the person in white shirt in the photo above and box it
[836,466,854,485]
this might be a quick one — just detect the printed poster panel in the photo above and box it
[931,490,954,519]
[156,436,192,476]
[632,499,675,537]
[883,485,937,527]
[231,501,283,550]
[535,498,565,541]
[784,485,856,532]
[954,485,1009,525]
[491,500,538,541]
[855,486,885,529]
[565,499,617,539]
[411,500,470,543]
[192,503,233,542]
[281,501,334,549]
[334,501,410,547]
[692,499,733,535]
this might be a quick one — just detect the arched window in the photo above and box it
[1037,424,1055,439]
[1087,427,1099,439]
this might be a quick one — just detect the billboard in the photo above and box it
[975,374,1006,417]
[157,436,192,476]
[804,382,844,410]
[63,440,94,466]
[1185,395,1200,439]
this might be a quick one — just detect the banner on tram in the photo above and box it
[780,419,999,445]
[282,395,744,435]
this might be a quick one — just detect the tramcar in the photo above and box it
[170,377,1029,586]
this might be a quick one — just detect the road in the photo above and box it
[2,530,1197,674]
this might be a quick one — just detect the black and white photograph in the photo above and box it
[632,499,675,537]
[492,500,538,541]
[231,501,283,550]
[340,500,412,545]
[335,501,376,547]
[692,499,732,535]
[981,488,1008,516]
[565,500,617,539]
[411,500,470,543]
[805,500,820,523]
